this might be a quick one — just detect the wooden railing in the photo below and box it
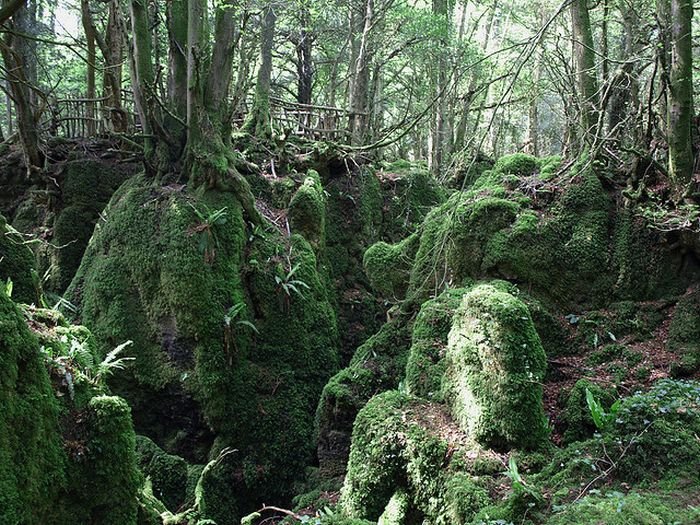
[48,92,352,143]
[270,97,352,142]
[47,90,139,138]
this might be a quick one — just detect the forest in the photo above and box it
[0,0,699,523]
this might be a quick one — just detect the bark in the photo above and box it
[1,0,42,173]
[295,1,313,105]
[243,2,276,140]
[80,0,97,135]
[101,0,127,132]
[665,0,694,199]
[349,0,374,145]
[129,0,155,158]
[429,0,451,176]
[570,0,598,148]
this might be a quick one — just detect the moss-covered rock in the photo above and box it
[289,169,326,250]
[493,153,540,177]
[316,319,413,478]
[136,435,189,512]
[667,286,700,376]
[68,176,340,520]
[0,288,65,523]
[363,234,419,300]
[559,379,615,445]
[442,284,549,450]
[340,391,491,524]
[0,213,40,304]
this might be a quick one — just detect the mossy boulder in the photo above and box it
[376,163,446,241]
[0,288,65,523]
[493,153,540,177]
[668,286,700,376]
[362,233,419,300]
[0,288,143,525]
[50,159,131,292]
[340,391,490,524]
[68,176,340,519]
[316,319,412,478]
[136,435,189,512]
[289,169,326,250]
[559,379,615,445]
[442,284,549,450]
[0,213,39,304]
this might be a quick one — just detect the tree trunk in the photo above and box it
[665,0,694,199]
[80,0,97,135]
[570,0,598,149]
[101,0,127,132]
[1,2,42,174]
[296,2,313,106]
[243,2,276,140]
[429,0,450,176]
[349,0,374,146]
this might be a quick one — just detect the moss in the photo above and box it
[68,176,340,518]
[316,319,413,478]
[289,169,326,250]
[136,435,188,512]
[340,392,491,524]
[544,492,699,525]
[0,288,65,524]
[493,153,540,177]
[406,193,519,302]
[667,287,700,376]
[379,165,446,241]
[404,288,468,401]
[377,489,412,525]
[442,284,549,450]
[68,395,141,525]
[559,379,615,445]
[538,155,562,181]
[363,233,419,300]
[0,213,40,304]
[49,160,131,293]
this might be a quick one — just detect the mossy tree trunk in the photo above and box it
[243,2,276,141]
[659,0,694,200]
[570,0,599,150]
[1,2,42,175]
[349,0,374,145]
[80,0,97,136]
[127,0,262,223]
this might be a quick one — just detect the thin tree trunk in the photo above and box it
[244,2,276,139]
[570,0,598,149]
[80,0,97,135]
[296,2,313,105]
[349,0,374,146]
[665,0,694,199]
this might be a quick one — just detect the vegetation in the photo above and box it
[1,0,700,524]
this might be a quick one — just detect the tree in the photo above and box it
[658,0,694,200]
[570,0,599,150]
[128,0,261,222]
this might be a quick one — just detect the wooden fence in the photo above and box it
[48,90,138,138]
[48,92,354,143]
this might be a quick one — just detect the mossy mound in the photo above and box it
[0,288,145,525]
[558,379,615,445]
[289,169,326,250]
[67,176,340,520]
[315,318,412,478]
[362,234,419,301]
[442,284,549,450]
[0,213,40,304]
[405,159,693,309]
[136,435,189,512]
[0,287,65,523]
[667,286,700,376]
[543,492,699,525]
[340,391,491,524]
[376,162,446,241]
[324,165,384,362]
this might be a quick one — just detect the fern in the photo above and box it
[89,340,135,386]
